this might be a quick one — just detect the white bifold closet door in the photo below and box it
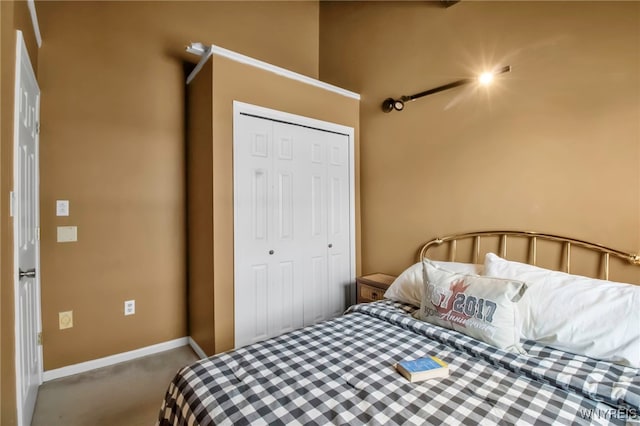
[234,113,350,348]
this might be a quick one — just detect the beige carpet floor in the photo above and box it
[31,345,199,426]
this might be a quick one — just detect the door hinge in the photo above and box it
[37,332,42,346]
[36,122,40,134]
[36,227,40,241]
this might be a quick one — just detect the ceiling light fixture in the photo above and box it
[382,65,511,113]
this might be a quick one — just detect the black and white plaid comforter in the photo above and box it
[158,301,640,425]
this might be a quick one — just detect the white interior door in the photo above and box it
[325,132,351,319]
[234,115,307,347]
[271,122,307,335]
[13,30,42,426]
[233,103,354,348]
[234,114,274,346]
[301,126,329,326]
[301,129,351,324]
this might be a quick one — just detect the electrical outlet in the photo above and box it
[124,300,135,316]
[59,311,73,330]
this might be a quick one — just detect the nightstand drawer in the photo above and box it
[356,273,396,304]
[359,283,386,302]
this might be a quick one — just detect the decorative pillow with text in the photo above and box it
[416,259,527,353]
[384,261,484,307]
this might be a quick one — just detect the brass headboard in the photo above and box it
[419,230,640,281]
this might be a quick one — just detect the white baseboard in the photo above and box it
[42,337,189,382]
[188,337,208,360]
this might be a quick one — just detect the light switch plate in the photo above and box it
[57,226,77,243]
[124,300,135,316]
[56,200,69,216]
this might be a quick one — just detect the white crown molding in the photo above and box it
[186,45,213,85]
[185,43,360,101]
[27,0,42,48]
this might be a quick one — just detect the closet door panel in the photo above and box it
[235,115,275,347]
[271,123,307,333]
[326,133,351,317]
[271,260,295,334]
[250,265,269,342]
[301,127,329,326]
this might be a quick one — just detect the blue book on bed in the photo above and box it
[396,356,449,383]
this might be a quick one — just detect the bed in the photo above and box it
[158,231,640,425]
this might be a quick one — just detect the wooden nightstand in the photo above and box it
[356,273,396,303]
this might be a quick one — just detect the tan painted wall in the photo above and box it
[320,1,640,284]
[34,1,320,372]
[188,54,360,354]
[186,60,215,355]
[1,1,39,423]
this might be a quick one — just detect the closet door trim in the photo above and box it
[232,101,356,347]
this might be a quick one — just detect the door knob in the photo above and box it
[269,250,274,255]
[19,268,36,279]
[328,244,333,248]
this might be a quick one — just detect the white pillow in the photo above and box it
[416,260,527,352]
[384,261,484,307]
[485,253,640,368]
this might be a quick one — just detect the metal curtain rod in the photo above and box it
[382,65,511,113]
